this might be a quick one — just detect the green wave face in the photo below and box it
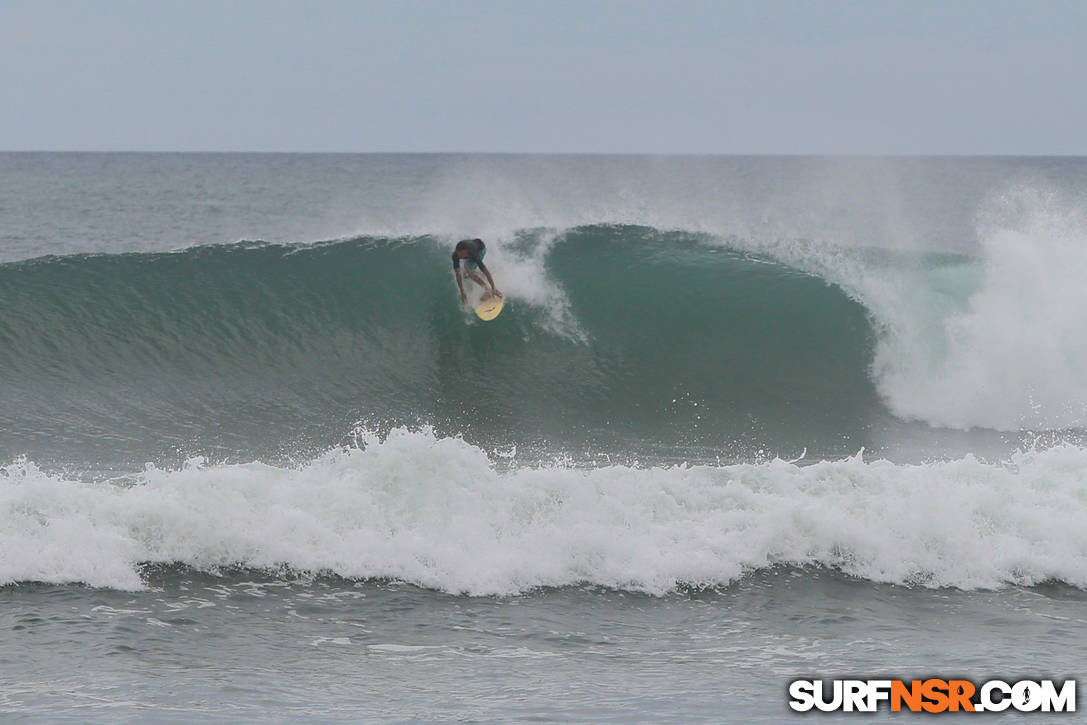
[0,226,883,469]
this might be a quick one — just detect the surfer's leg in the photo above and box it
[465,270,487,288]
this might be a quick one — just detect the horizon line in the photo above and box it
[2,149,1086,159]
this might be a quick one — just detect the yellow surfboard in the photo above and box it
[474,292,505,321]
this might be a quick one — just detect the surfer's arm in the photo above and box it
[477,262,499,293]
[454,269,468,303]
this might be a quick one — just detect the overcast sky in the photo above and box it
[3,0,1085,154]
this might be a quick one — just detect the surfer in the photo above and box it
[452,238,501,304]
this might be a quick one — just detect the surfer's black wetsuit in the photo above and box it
[451,238,487,271]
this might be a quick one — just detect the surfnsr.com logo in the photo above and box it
[788,678,1076,713]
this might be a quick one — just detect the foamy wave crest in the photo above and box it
[3,429,1087,593]
[878,188,1087,429]
[745,186,1087,431]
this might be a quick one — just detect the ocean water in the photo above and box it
[2,152,1086,721]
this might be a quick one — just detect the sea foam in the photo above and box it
[876,189,1087,430]
[735,187,1087,432]
[3,428,1086,594]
